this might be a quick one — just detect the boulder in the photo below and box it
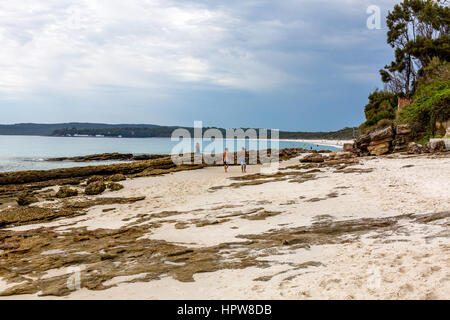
[424,140,446,153]
[407,142,424,154]
[107,182,124,191]
[17,193,39,206]
[85,181,106,195]
[300,153,324,163]
[56,187,78,198]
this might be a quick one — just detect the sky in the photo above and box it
[0,0,400,131]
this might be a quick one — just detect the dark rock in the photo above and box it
[85,181,106,195]
[392,134,413,152]
[424,140,446,153]
[109,174,126,182]
[407,142,424,154]
[107,182,124,191]
[47,153,134,162]
[356,133,371,148]
[86,175,104,184]
[17,193,39,206]
[55,187,78,198]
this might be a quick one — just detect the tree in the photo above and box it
[360,90,398,132]
[380,0,450,97]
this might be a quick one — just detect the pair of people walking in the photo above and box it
[223,147,246,173]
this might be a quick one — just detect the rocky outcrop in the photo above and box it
[352,124,418,156]
[392,124,414,152]
[85,181,106,195]
[366,126,394,156]
[47,153,167,162]
[407,140,446,154]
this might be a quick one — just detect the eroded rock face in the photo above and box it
[367,126,394,156]
[85,181,106,195]
[370,126,394,142]
[367,141,391,156]
[392,124,414,152]
[352,126,394,156]
[352,125,418,156]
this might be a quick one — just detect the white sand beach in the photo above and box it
[285,139,354,148]
[1,152,449,300]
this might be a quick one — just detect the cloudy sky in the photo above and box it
[0,0,399,131]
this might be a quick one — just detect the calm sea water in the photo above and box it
[0,135,340,172]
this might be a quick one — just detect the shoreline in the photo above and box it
[284,139,353,148]
[0,151,449,299]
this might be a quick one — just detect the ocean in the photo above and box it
[0,135,340,172]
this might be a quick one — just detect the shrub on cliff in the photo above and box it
[398,60,450,139]
[359,90,397,133]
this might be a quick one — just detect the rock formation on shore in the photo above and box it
[349,123,448,156]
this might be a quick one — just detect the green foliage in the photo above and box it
[398,70,450,137]
[359,90,397,133]
[361,1,449,139]
[381,0,449,96]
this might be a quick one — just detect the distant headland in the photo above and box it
[0,123,359,140]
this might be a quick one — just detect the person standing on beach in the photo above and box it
[223,148,230,172]
[195,142,201,154]
[239,147,247,173]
